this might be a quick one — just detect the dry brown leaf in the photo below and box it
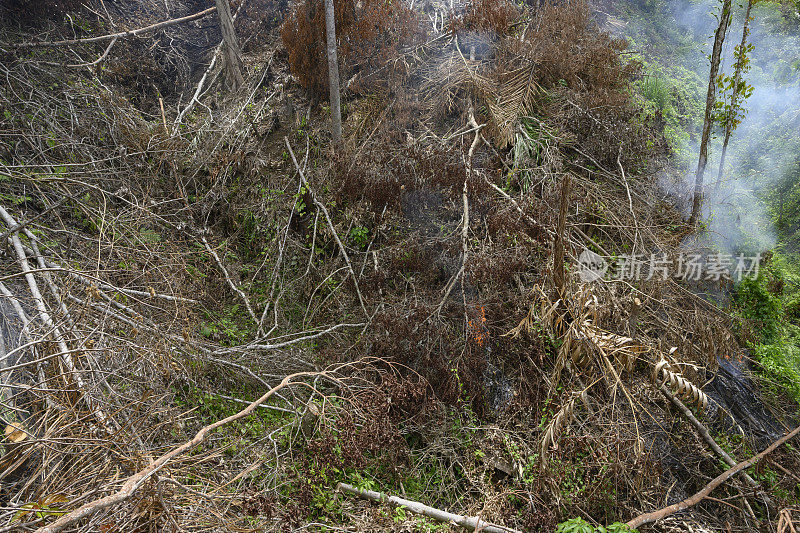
[4,423,27,444]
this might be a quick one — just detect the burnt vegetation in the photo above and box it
[0,0,798,532]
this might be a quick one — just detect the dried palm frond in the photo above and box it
[419,50,472,120]
[581,323,647,373]
[559,321,595,369]
[653,359,709,410]
[475,64,542,148]
[509,284,650,391]
[504,284,561,338]
[540,388,589,466]
[505,304,538,339]
[418,38,543,149]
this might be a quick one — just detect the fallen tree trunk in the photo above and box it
[627,425,800,529]
[337,482,522,533]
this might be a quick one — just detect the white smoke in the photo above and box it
[617,0,800,255]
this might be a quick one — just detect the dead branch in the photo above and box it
[13,245,198,304]
[435,111,483,316]
[213,322,366,355]
[173,42,222,131]
[778,508,798,533]
[284,137,369,319]
[66,37,118,68]
[657,381,769,520]
[0,190,85,243]
[657,382,760,489]
[617,148,639,253]
[627,425,800,529]
[0,205,116,433]
[173,2,246,131]
[337,482,522,533]
[260,147,307,335]
[201,234,259,326]
[482,172,552,238]
[34,370,327,533]
[11,7,217,48]
[553,174,571,300]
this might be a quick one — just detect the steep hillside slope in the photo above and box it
[0,0,799,532]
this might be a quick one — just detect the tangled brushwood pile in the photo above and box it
[0,0,799,531]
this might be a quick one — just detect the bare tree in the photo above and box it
[714,0,755,194]
[324,0,343,143]
[689,0,731,225]
[215,0,244,88]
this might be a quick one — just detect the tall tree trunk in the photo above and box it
[553,174,571,328]
[714,0,754,195]
[215,0,244,89]
[689,0,731,225]
[324,0,343,144]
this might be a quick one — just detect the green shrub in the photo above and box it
[734,255,800,404]
[756,326,800,402]
[557,518,595,533]
[556,517,637,533]
[639,73,672,114]
[734,274,782,343]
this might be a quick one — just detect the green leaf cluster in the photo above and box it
[556,517,638,533]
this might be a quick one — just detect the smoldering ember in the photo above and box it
[1,0,800,531]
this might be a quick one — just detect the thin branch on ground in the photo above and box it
[284,137,370,319]
[11,7,218,48]
[627,426,800,529]
[34,370,330,533]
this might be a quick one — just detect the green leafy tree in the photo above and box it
[690,0,732,224]
[713,0,757,193]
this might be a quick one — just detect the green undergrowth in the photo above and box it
[171,381,295,489]
[199,304,254,345]
[734,252,800,404]
[631,60,705,160]
[253,394,637,528]
[289,406,484,523]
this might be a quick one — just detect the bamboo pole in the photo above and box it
[337,483,522,533]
